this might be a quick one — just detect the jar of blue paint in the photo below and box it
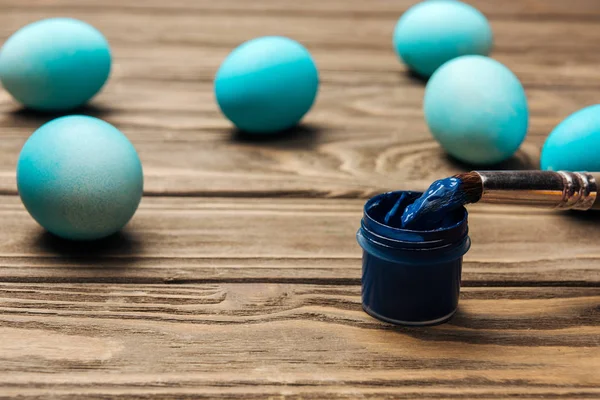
[357,191,471,326]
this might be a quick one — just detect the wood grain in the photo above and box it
[0,283,598,398]
[0,0,599,398]
[4,0,600,19]
[0,82,597,196]
[1,1,599,196]
[1,196,599,285]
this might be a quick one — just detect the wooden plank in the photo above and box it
[1,9,599,55]
[0,1,597,398]
[0,196,599,285]
[0,283,598,398]
[0,11,597,89]
[2,0,600,19]
[1,4,598,196]
[62,44,600,88]
[0,9,597,196]
[0,80,596,196]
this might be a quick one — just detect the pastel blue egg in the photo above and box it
[17,116,143,241]
[541,105,600,171]
[215,36,319,134]
[424,55,529,165]
[0,18,111,111]
[393,0,493,77]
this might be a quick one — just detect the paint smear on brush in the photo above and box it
[383,177,468,231]
[401,177,468,230]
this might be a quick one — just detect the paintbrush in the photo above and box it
[400,171,600,230]
[457,170,600,209]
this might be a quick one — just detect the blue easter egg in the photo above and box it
[424,55,529,165]
[541,105,600,171]
[393,0,493,77]
[17,116,143,241]
[215,36,319,134]
[0,18,111,111]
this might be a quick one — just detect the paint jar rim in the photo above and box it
[357,191,470,265]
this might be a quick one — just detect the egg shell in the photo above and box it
[215,36,319,134]
[393,0,493,77]
[541,105,600,171]
[17,116,143,241]
[424,55,529,165]
[0,18,111,111]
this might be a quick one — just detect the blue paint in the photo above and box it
[215,36,319,134]
[424,55,529,165]
[357,191,471,326]
[17,116,143,241]
[393,0,493,77]
[541,104,600,172]
[383,191,409,227]
[0,18,111,111]
[400,177,467,230]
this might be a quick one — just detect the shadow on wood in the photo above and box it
[32,230,142,262]
[565,209,600,225]
[450,305,599,331]
[378,303,599,346]
[403,69,429,85]
[3,103,114,129]
[443,149,539,172]
[229,123,325,150]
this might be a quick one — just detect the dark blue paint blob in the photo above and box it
[383,191,410,227]
[399,177,468,230]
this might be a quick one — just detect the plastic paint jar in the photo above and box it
[356,191,471,326]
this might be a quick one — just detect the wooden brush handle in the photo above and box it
[475,171,600,210]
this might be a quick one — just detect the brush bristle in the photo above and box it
[454,172,483,204]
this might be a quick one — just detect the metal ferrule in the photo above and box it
[475,171,600,211]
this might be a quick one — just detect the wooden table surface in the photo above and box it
[1,1,599,398]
